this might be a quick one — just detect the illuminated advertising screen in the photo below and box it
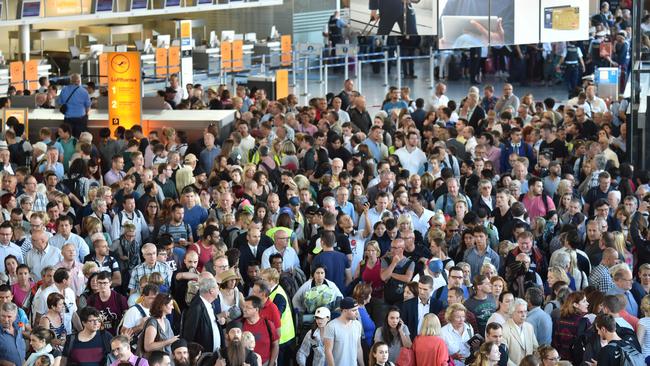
[540,0,590,42]
[165,0,180,7]
[96,0,113,12]
[131,0,147,10]
[348,0,436,36]
[22,1,41,17]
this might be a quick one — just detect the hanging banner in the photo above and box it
[108,52,142,133]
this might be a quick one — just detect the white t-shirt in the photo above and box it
[122,304,151,329]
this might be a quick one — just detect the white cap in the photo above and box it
[314,307,331,319]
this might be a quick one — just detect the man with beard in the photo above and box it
[215,321,258,366]
[172,339,191,366]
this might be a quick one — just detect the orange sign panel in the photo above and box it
[25,60,39,91]
[45,0,91,16]
[276,69,288,99]
[108,52,142,134]
[99,53,108,85]
[2,108,28,133]
[10,62,24,92]
[221,41,232,71]
[232,40,243,72]
[155,48,168,78]
[168,46,180,75]
[180,20,191,38]
[281,35,292,66]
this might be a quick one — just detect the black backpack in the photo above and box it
[382,257,413,305]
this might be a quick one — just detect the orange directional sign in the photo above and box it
[108,52,142,133]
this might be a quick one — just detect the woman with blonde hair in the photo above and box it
[413,313,449,366]
[612,231,633,267]
[242,163,257,183]
[471,341,501,366]
[354,240,383,298]
[537,345,560,366]
[550,250,587,290]
[441,303,473,366]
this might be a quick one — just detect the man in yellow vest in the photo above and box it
[260,268,295,366]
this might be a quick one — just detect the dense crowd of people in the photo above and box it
[0,2,646,366]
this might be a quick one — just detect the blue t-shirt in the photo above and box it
[311,250,350,292]
[183,204,208,239]
[383,100,409,114]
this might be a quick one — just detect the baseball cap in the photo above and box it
[340,297,358,310]
[428,259,444,273]
[184,153,198,164]
[305,205,319,215]
[289,196,300,206]
[314,307,331,319]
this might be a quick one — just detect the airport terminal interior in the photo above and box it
[1,0,650,366]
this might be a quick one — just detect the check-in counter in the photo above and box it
[254,41,281,68]
[28,108,236,141]
[193,46,220,75]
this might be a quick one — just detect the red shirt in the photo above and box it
[242,317,279,363]
[260,299,281,330]
[187,241,213,272]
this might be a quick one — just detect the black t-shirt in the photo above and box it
[539,138,568,161]
[307,230,352,256]
[597,340,625,365]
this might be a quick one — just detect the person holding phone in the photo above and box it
[373,306,412,363]
[369,0,418,35]
[439,0,514,48]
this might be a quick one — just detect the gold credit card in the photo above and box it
[544,6,580,30]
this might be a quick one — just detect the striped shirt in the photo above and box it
[128,261,172,290]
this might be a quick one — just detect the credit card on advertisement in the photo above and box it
[544,6,580,30]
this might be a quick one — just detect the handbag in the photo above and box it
[59,86,80,114]
[396,347,415,366]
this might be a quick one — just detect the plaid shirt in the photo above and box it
[128,261,172,290]
[589,264,614,293]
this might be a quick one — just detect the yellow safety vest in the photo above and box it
[269,284,295,344]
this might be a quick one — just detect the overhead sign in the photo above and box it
[297,43,322,56]
[335,44,358,57]
[108,52,141,133]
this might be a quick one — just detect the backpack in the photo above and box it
[382,257,413,305]
[159,222,192,242]
[117,304,147,349]
[279,271,301,304]
[616,340,645,366]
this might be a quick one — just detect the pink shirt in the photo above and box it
[521,194,556,222]
[55,260,86,296]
